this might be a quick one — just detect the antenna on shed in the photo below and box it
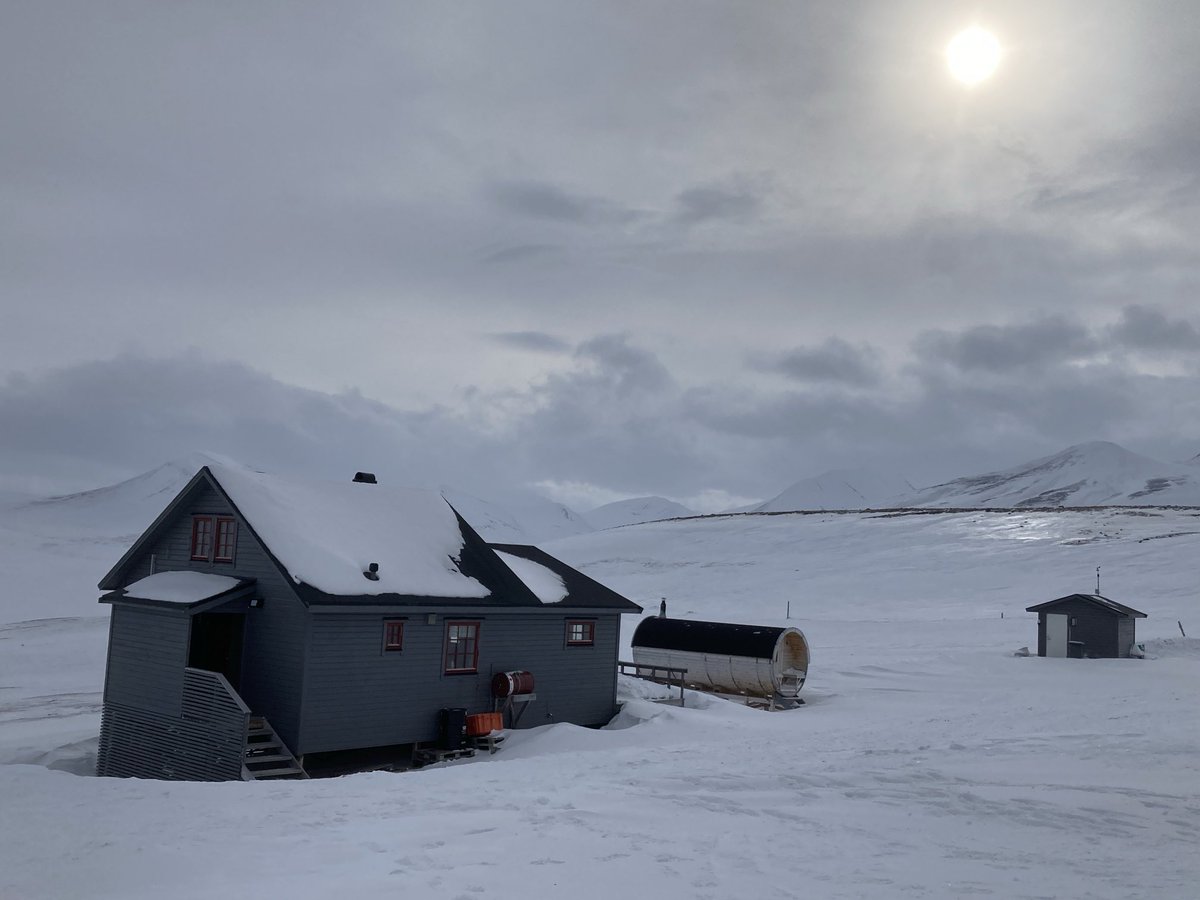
[1096,565,1101,595]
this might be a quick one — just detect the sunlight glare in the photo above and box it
[946,26,1002,87]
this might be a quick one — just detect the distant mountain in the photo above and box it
[901,441,1200,508]
[15,451,238,536]
[756,469,915,512]
[441,489,594,543]
[586,496,696,530]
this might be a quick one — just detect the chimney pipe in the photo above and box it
[353,472,377,484]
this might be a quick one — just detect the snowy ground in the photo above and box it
[1,503,1198,899]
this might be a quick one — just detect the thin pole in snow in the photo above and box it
[1096,566,1101,595]
[786,601,790,619]
[1180,620,1187,637]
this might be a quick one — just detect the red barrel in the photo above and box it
[491,670,535,698]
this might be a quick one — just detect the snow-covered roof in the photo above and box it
[207,464,490,599]
[488,543,643,611]
[122,571,245,605]
[1025,593,1147,618]
[494,550,568,604]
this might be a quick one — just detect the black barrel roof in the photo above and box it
[632,616,790,658]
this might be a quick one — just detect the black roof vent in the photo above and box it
[353,472,377,484]
[363,562,380,581]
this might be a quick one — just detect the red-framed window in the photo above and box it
[383,620,405,652]
[191,515,236,563]
[443,621,480,673]
[566,620,596,646]
[214,517,237,562]
[190,516,214,561]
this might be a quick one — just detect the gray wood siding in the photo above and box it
[1117,617,1136,658]
[299,612,622,755]
[118,480,309,749]
[102,605,190,716]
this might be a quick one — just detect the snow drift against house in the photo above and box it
[207,464,490,599]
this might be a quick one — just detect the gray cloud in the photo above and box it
[4,3,1200,501]
[480,244,558,265]
[5,313,1200,506]
[1109,305,1200,352]
[484,180,640,226]
[754,338,881,386]
[912,317,1100,373]
[675,182,762,225]
[489,331,572,353]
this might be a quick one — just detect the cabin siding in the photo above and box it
[102,605,190,716]
[97,669,249,781]
[118,479,309,748]
[298,611,621,755]
[1116,617,1136,658]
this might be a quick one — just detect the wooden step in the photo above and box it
[242,715,308,780]
[249,766,306,779]
[245,753,295,766]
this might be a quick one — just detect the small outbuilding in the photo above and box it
[1025,593,1146,659]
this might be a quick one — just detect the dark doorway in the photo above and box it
[188,613,246,689]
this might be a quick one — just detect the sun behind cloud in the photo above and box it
[946,26,1002,87]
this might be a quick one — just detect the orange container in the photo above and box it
[465,711,503,736]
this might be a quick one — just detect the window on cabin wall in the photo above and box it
[214,518,237,562]
[383,620,405,652]
[566,619,596,646]
[444,621,480,673]
[191,515,237,563]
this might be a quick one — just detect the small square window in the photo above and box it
[383,620,405,652]
[444,621,480,673]
[566,620,595,646]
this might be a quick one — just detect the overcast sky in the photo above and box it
[3,1,1199,506]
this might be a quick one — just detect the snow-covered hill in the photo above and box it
[586,496,695,529]
[13,451,237,535]
[442,488,594,542]
[901,441,1200,508]
[755,468,915,511]
[2,473,1199,898]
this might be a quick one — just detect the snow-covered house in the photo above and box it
[95,464,641,781]
[1025,594,1146,659]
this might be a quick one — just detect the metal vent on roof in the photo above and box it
[353,472,377,484]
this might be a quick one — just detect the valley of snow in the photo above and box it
[1,468,1199,899]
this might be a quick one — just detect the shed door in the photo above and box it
[1045,614,1069,658]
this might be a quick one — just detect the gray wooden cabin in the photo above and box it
[96,464,641,781]
[1025,593,1146,659]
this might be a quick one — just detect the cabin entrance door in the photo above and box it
[1045,614,1069,658]
[188,612,246,690]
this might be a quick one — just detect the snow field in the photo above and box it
[1,504,1198,898]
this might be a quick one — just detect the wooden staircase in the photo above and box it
[242,716,308,781]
